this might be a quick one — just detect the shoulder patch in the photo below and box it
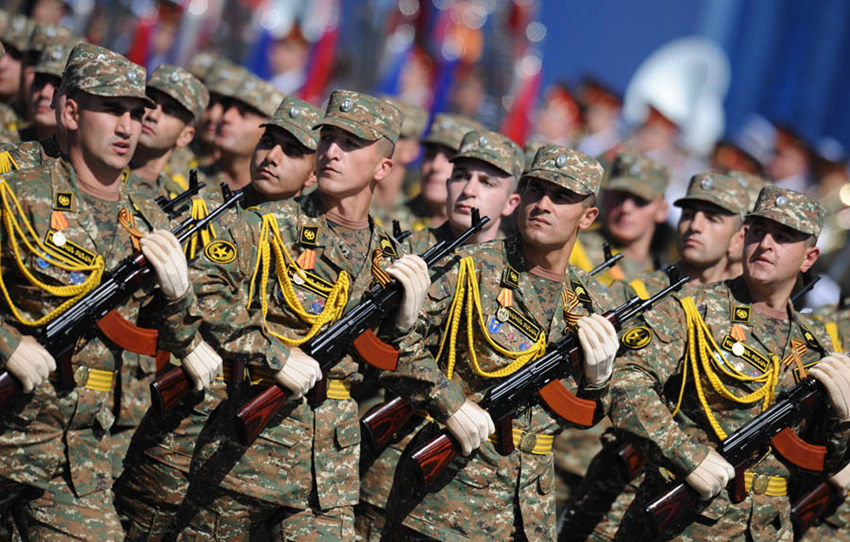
[54,191,74,211]
[378,231,398,258]
[571,279,592,304]
[731,305,751,324]
[502,264,521,289]
[621,325,653,350]
[204,239,237,264]
[299,225,319,246]
[799,323,825,353]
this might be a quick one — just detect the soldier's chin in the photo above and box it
[448,213,471,231]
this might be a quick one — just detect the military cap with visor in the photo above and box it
[314,89,402,144]
[211,65,282,118]
[523,144,604,197]
[422,112,484,151]
[261,96,323,151]
[450,129,524,180]
[382,95,429,140]
[33,37,79,78]
[1,14,33,53]
[747,185,825,238]
[60,42,154,108]
[605,152,670,201]
[146,64,210,121]
[674,173,749,216]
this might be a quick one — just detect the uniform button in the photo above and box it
[74,366,89,387]
[519,432,537,453]
[752,473,769,495]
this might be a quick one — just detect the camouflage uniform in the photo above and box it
[578,153,673,286]
[0,15,34,144]
[364,145,615,541]
[0,43,167,539]
[604,188,849,540]
[115,95,324,541]
[151,90,401,539]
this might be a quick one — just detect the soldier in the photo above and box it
[579,152,672,286]
[609,186,850,539]
[129,64,209,200]
[372,96,428,232]
[726,171,769,279]
[402,112,484,232]
[374,144,619,540]
[356,129,524,537]
[115,95,323,541]
[0,42,189,539]
[18,22,74,140]
[156,89,428,539]
[0,14,34,143]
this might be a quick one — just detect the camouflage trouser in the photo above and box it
[110,425,134,480]
[355,501,388,541]
[172,479,354,541]
[0,475,123,540]
[552,421,608,517]
[114,458,190,541]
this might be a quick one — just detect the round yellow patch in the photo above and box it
[204,239,237,264]
[621,325,653,350]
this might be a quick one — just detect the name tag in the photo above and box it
[721,335,770,374]
[43,229,96,266]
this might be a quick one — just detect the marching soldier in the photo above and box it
[0,14,34,143]
[0,42,188,539]
[156,90,429,539]
[376,144,619,540]
[115,95,323,540]
[609,186,850,539]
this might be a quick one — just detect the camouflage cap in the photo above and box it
[382,96,428,139]
[26,23,74,54]
[523,141,546,170]
[187,50,219,82]
[261,96,322,151]
[61,43,154,108]
[315,89,402,144]
[422,113,484,151]
[451,129,524,179]
[523,144,604,196]
[213,65,282,118]
[747,185,825,238]
[203,59,242,97]
[147,64,209,120]
[674,173,749,216]
[33,37,79,78]
[727,170,770,213]
[605,152,670,201]
[2,14,33,53]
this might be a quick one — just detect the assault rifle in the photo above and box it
[407,266,689,488]
[392,220,412,243]
[644,377,829,536]
[790,269,820,311]
[360,243,638,465]
[0,185,244,410]
[790,475,845,538]
[156,170,206,219]
[151,209,489,441]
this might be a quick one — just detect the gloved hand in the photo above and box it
[182,341,222,391]
[274,347,322,399]
[140,230,189,300]
[809,354,850,421]
[385,255,430,331]
[829,461,850,490]
[6,336,56,393]
[445,399,495,456]
[685,449,736,500]
[577,314,618,385]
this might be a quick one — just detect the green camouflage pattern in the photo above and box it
[608,277,847,539]
[605,152,670,201]
[202,57,242,97]
[33,37,79,78]
[382,96,429,139]
[262,95,323,151]
[747,185,826,238]
[217,66,282,118]
[524,144,604,197]
[186,50,220,82]
[60,43,154,107]
[524,140,547,170]
[1,14,33,52]
[0,136,62,172]
[373,235,616,540]
[147,64,210,121]
[25,23,74,54]
[315,89,402,144]
[728,171,770,213]
[0,103,22,145]
[422,112,484,150]
[451,129,525,180]
[0,158,170,538]
[576,228,664,287]
[674,172,750,216]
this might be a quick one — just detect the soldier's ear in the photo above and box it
[578,205,599,230]
[372,156,393,183]
[800,245,820,274]
[62,95,80,131]
[175,124,195,148]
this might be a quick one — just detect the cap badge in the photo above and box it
[169,71,180,82]
[96,53,106,61]
[340,98,352,112]
[51,49,62,60]
[775,195,788,208]
[127,70,138,82]
[555,154,567,168]
[478,135,489,147]
[289,106,301,118]
[629,163,641,176]
[700,176,714,190]
[244,80,255,91]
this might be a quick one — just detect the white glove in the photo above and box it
[829,461,850,490]
[577,314,618,385]
[445,399,495,456]
[685,449,736,501]
[6,336,56,393]
[274,347,322,399]
[140,230,189,300]
[809,354,850,421]
[182,341,222,391]
[385,255,430,331]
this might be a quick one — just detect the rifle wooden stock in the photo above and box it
[232,212,492,445]
[360,396,416,452]
[616,443,647,481]
[411,431,459,487]
[150,365,193,414]
[791,481,840,537]
[644,377,829,536]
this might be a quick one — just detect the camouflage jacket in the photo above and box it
[578,228,660,287]
[0,103,22,145]
[0,158,169,499]
[160,190,403,509]
[381,234,616,540]
[610,277,850,536]
[0,135,62,173]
